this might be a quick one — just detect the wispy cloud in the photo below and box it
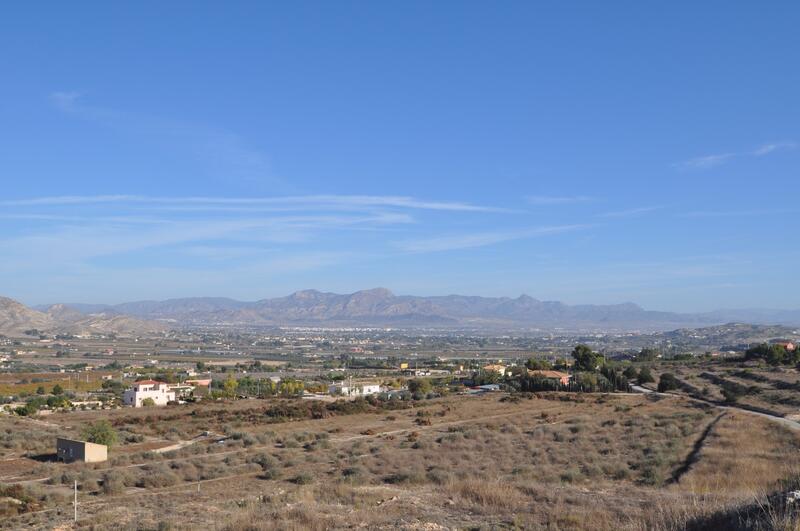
[599,206,662,218]
[0,194,499,213]
[50,91,82,112]
[397,224,591,253]
[678,208,799,218]
[0,190,518,297]
[49,92,272,181]
[676,141,796,170]
[677,153,735,170]
[752,141,797,156]
[526,195,595,205]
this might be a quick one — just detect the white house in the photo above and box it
[328,383,382,397]
[123,380,176,407]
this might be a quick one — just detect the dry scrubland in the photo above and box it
[652,364,800,418]
[2,392,799,530]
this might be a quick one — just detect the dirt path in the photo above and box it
[152,432,221,454]
[667,412,725,484]
[631,384,800,431]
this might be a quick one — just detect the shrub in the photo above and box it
[101,470,128,495]
[291,473,313,485]
[137,464,179,488]
[638,367,655,384]
[658,373,680,393]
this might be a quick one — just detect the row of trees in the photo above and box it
[14,395,71,416]
[511,344,657,393]
[213,376,306,399]
[745,343,800,366]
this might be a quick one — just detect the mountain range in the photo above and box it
[0,288,794,335]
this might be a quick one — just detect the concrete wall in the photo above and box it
[56,438,107,463]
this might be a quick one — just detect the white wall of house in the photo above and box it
[328,383,382,397]
[123,382,176,407]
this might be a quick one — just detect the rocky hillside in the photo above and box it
[0,297,168,337]
[0,296,52,335]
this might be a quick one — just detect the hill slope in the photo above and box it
[0,297,168,337]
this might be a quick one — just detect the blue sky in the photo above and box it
[1,2,798,311]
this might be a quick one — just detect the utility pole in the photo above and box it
[73,480,77,522]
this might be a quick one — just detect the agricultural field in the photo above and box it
[2,390,799,530]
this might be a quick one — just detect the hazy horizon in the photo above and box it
[17,286,800,316]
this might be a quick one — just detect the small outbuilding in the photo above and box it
[56,438,108,463]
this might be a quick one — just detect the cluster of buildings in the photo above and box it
[122,378,211,407]
[480,363,572,385]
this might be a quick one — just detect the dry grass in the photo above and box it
[676,413,800,496]
[2,392,799,530]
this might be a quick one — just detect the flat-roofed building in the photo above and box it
[328,383,381,397]
[56,438,107,463]
[123,380,176,407]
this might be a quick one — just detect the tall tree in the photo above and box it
[571,344,600,372]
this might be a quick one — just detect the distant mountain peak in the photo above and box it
[289,289,324,299]
[353,287,394,298]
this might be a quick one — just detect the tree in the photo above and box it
[635,348,660,362]
[571,345,600,372]
[15,403,39,416]
[81,420,118,447]
[745,343,790,366]
[657,373,680,393]
[525,358,552,371]
[46,395,70,409]
[278,378,304,396]
[720,382,745,403]
[223,376,238,398]
[475,370,501,385]
[35,386,45,395]
[600,365,631,392]
[196,361,206,372]
[52,384,63,395]
[573,372,600,391]
[408,378,432,396]
[141,397,156,407]
[623,366,638,379]
[637,367,654,384]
